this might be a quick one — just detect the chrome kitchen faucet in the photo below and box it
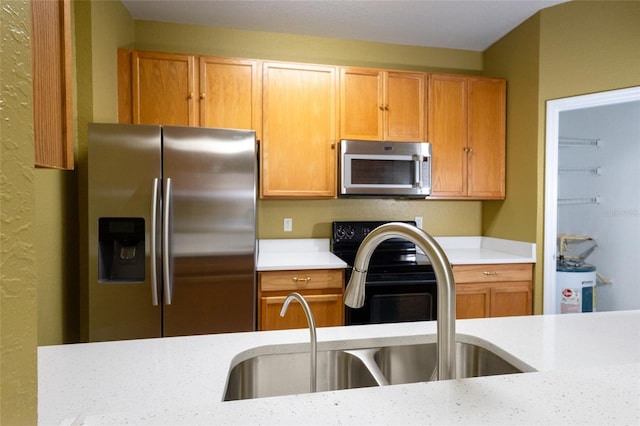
[280,292,317,392]
[344,222,457,380]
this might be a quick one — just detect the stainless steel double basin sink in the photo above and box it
[223,338,532,401]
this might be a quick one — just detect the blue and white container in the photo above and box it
[556,263,596,313]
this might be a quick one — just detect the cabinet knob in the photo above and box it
[187,92,194,100]
[379,105,385,111]
[200,93,205,99]
[384,104,389,111]
[292,276,311,283]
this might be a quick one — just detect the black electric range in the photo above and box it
[331,221,437,325]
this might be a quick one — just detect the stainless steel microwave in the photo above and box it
[339,139,432,197]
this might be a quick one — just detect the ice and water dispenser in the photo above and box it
[98,218,145,282]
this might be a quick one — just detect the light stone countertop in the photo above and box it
[257,236,536,271]
[257,238,348,271]
[38,310,639,425]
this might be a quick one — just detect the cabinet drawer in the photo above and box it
[453,263,533,284]
[259,269,344,292]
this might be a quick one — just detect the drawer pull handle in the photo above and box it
[483,271,498,276]
[292,277,311,283]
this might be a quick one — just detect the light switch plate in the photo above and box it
[283,218,293,232]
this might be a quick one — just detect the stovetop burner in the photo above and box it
[331,220,433,271]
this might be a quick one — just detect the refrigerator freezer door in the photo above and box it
[87,123,163,341]
[162,126,257,336]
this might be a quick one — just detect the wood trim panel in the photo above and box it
[117,49,133,124]
[32,0,74,169]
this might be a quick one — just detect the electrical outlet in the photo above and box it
[283,218,293,232]
[414,216,423,228]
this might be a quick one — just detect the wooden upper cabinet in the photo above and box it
[261,62,337,198]
[120,51,260,133]
[340,68,425,141]
[385,72,426,141]
[467,77,506,198]
[31,0,74,169]
[340,68,382,139]
[132,51,197,126]
[428,74,468,197]
[199,57,260,132]
[428,74,506,199]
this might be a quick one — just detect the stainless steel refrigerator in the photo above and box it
[87,123,257,342]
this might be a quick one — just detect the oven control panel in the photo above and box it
[332,221,416,244]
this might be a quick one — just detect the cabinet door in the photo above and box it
[456,284,491,319]
[385,72,425,141]
[199,57,260,132]
[454,264,533,319]
[340,68,382,140]
[262,62,337,198]
[490,283,532,317]
[260,294,344,330]
[467,77,506,199]
[428,74,468,197]
[132,51,197,126]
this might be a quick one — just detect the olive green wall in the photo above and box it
[258,199,481,238]
[77,0,135,342]
[481,14,544,312]
[133,20,483,73]
[132,19,486,240]
[0,0,37,423]
[36,0,134,346]
[481,0,640,314]
[3,0,639,419]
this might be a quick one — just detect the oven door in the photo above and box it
[345,274,438,325]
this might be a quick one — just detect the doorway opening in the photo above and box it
[543,86,640,314]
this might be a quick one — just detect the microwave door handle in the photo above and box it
[413,155,422,187]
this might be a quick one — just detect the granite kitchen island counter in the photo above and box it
[39,310,639,425]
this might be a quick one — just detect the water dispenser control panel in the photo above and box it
[98,217,145,283]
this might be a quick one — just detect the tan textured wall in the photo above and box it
[0,0,38,423]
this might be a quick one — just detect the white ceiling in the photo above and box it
[121,0,568,52]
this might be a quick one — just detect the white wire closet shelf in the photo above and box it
[558,136,601,147]
[558,167,603,176]
[558,196,602,205]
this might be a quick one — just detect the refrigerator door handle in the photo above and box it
[150,178,160,306]
[163,177,173,305]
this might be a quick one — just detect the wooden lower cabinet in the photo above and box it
[454,263,533,319]
[258,269,345,330]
